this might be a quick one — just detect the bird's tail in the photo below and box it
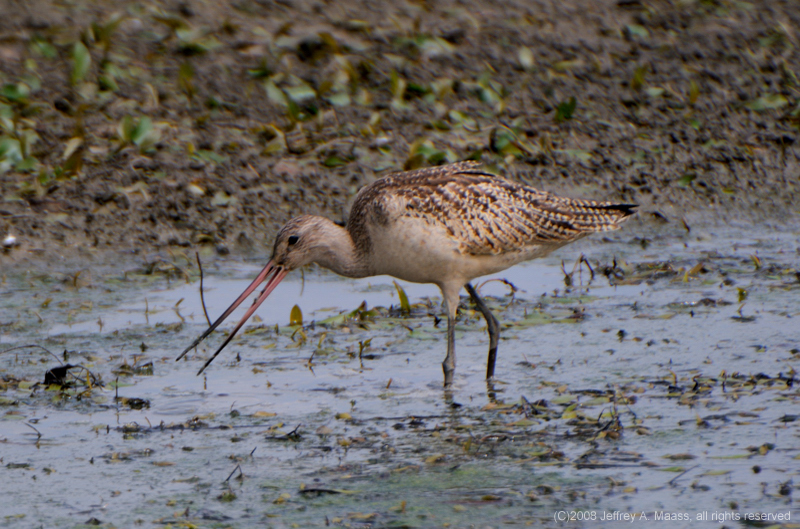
[550,198,637,233]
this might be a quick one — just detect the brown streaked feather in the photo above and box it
[348,162,635,256]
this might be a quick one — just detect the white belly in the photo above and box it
[367,217,554,287]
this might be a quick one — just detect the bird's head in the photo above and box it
[175,214,355,375]
[270,215,339,272]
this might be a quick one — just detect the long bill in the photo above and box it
[175,261,289,375]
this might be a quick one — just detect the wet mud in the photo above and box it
[2,223,799,527]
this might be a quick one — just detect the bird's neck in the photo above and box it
[309,218,370,278]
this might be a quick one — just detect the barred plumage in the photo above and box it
[178,161,636,386]
[349,161,634,257]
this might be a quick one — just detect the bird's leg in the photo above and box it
[440,285,461,388]
[442,312,456,387]
[485,379,498,404]
[465,283,500,380]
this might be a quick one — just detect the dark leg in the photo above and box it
[486,379,498,404]
[442,313,456,387]
[465,283,500,380]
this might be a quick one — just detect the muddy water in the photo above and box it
[1,223,799,528]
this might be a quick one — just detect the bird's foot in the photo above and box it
[486,379,498,403]
[442,365,454,388]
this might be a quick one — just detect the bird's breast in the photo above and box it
[366,216,540,286]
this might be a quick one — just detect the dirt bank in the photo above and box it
[1,0,798,269]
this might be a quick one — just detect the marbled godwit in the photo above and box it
[177,161,636,386]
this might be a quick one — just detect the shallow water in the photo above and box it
[1,223,799,528]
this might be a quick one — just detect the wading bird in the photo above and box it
[177,161,635,386]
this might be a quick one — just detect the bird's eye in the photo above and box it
[287,235,300,246]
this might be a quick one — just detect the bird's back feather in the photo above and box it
[348,162,635,257]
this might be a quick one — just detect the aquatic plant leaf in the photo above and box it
[390,69,407,100]
[0,137,23,174]
[688,80,700,105]
[554,97,576,123]
[326,91,350,107]
[131,117,160,152]
[62,137,83,160]
[290,304,303,326]
[659,466,686,472]
[118,115,135,143]
[393,281,410,315]
[323,155,348,167]
[14,157,36,171]
[625,24,649,39]
[557,149,591,162]
[631,65,648,91]
[70,42,91,86]
[130,117,153,144]
[284,85,316,103]
[582,397,611,407]
[746,94,788,111]
[1,83,30,102]
[677,172,696,187]
[552,395,576,405]
[701,470,731,476]
[30,39,57,59]
[448,110,477,130]
[316,302,375,326]
[264,81,288,107]
[178,62,195,99]
[552,59,582,72]
[737,288,748,302]
[664,453,696,460]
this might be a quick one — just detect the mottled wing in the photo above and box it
[348,162,487,249]
[349,162,635,256]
